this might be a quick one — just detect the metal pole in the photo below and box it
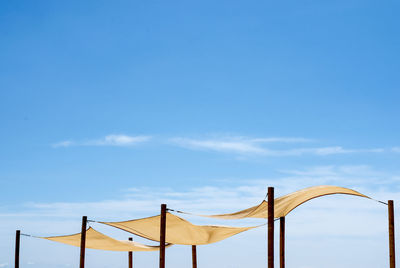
[160,204,167,268]
[80,216,87,268]
[15,230,20,268]
[268,187,274,268]
[192,245,197,268]
[280,217,285,268]
[389,200,396,268]
[129,237,133,268]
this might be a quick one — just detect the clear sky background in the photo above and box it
[0,0,399,267]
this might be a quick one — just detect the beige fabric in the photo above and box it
[202,185,370,219]
[102,212,258,245]
[43,227,164,251]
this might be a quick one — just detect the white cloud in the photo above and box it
[52,141,75,148]
[52,135,388,157]
[5,165,395,220]
[170,137,266,154]
[0,263,8,268]
[85,135,151,146]
[276,146,384,156]
[171,136,385,157]
[283,165,386,177]
[248,137,313,143]
[52,135,151,148]
[392,147,400,153]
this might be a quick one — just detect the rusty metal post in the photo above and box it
[129,237,133,268]
[389,200,396,268]
[192,245,197,268]
[160,204,167,268]
[280,217,285,268]
[80,216,87,268]
[268,187,274,268]
[15,230,20,268]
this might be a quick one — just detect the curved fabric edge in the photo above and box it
[274,185,370,218]
[42,227,168,252]
[101,212,262,245]
[193,185,370,219]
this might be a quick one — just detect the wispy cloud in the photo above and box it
[170,137,267,154]
[247,137,313,143]
[277,165,400,191]
[52,141,75,148]
[392,147,400,153]
[84,135,151,146]
[170,136,384,156]
[5,165,396,220]
[52,134,391,157]
[52,134,151,148]
[170,136,312,155]
[273,146,384,156]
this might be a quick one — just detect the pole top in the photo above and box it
[268,187,274,194]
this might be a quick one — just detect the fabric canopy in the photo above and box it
[43,227,165,251]
[201,185,370,219]
[102,212,258,245]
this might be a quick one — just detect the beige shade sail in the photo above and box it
[101,212,259,245]
[200,185,370,219]
[43,227,166,251]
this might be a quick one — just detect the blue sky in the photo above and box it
[0,0,399,267]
